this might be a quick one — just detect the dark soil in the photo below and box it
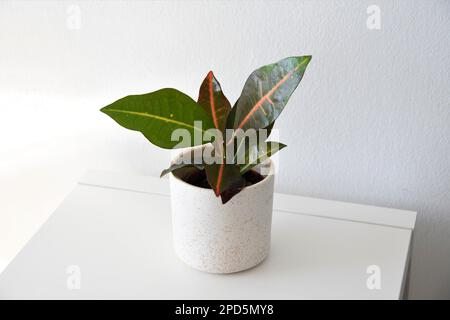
[173,167,265,189]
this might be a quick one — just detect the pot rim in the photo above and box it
[169,158,275,192]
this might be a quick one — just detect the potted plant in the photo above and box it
[101,56,312,273]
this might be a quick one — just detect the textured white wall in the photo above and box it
[1,0,449,299]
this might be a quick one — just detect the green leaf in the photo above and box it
[204,162,245,202]
[160,146,207,177]
[239,141,287,174]
[160,163,204,178]
[197,71,231,133]
[264,121,274,139]
[225,99,275,162]
[101,88,215,149]
[231,56,312,131]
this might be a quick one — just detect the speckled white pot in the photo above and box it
[169,160,275,274]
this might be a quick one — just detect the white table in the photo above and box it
[0,170,416,299]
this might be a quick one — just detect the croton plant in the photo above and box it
[101,56,312,203]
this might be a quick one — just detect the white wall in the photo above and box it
[1,0,449,299]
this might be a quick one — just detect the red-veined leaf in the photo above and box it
[232,56,311,131]
[197,71,232,133]
[204,163,245,203]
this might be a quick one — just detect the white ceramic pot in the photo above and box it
[169,159,275,274]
